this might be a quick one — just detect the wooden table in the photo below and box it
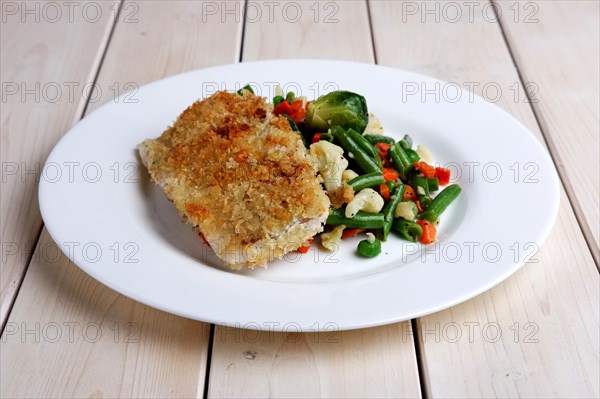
[1,1,598,397]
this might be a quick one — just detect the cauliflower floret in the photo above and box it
[395,201,417,220]
[363,113,384,135]
[341,169,359,185]
[345,188,385,218]
[366,232,376,243]
[310,141,348,192]
[274,85,283,97]
[416,145,433,163]
[321,225,345,252]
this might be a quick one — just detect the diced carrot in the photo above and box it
[403,185,417,201]
[296,245,310,254]
[435,167,451,185]
[375,143,392,167]
[312,133,323,144]
[289,99,306,123]
[273,100,293,116]
[382,168,398,182]
[341,228,365,239]
[375,143,391,152]
[414,200,424,213]
[416,220,436,244]
[199,232,211,248]
[296,237,314,253]
[414,161,436,178]
[379,183,390,201]
[274,100,306,123]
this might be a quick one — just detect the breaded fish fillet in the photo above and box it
[138,91,330,269]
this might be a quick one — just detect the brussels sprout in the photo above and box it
[305,91,368,133]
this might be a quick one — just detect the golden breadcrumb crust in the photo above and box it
[328,184,355,209]
[138,91,330,268]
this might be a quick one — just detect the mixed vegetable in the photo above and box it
[240,85,461,258]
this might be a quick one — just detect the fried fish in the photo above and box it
[138,91,330,268]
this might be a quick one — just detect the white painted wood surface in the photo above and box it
[242,0,374,62]
[1,0,598,397]
[369,1,599,397]
[1,2,242,397]
[0,231,210,399]
[87,0,243,113]
[0,0,118,327]
[498,0,600,257]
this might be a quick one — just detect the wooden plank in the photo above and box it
[1,230,210,399]
[498,0,600,257]
[1,2,243,397]
[208,1,420,398]
[0,0,117,328]
[242,0,374,62]
[209,323,420,398]
[86,0,243,113]
[369,1,599,397]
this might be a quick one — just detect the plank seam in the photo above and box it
[81,1,125,118]
[411,319,430,399]
[366,0,379,64]
[368,2,428,395]
[202,324,216,399]
[238,0,249,63]
[492,1,600,270]
[0,225,42,334]
[0,0,125,336]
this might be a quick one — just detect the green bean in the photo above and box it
[427,177,439,192]
[326,208,385,229]
[364,134,395,145]
[381,184,406,240]
[237,84,254,95]
[347,128,376,157]
[420,184,461,223]
[392,219,423,242]
[273,95,284,106]
[281,114,305,146]
[357,239,381,257]
[386,180,397,192]
[318,133,334,142]
[286,91,295,102]
[405,148,420,163]
[388,142,413,181]
[412,175,431,207]
[399,134,413,150]
[348,172,384,191]
[282,114,299,131]
[331,126,380,174]
[373,149,383,169]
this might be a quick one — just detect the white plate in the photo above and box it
[39,60,559,331]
